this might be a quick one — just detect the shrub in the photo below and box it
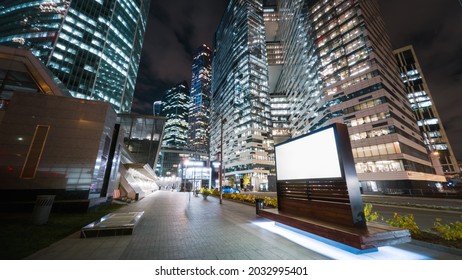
[244,194,256,204]
[264,196,278,208]
[386,213,421,236]
[200,188,212,196]
[209,191,278,208]
[431,218,462,241]
[364,203,381,222]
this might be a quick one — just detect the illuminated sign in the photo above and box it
[275,126,343,180]
[184,161,204,167]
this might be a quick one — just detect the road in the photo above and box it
[362,195,462,230]
[253,192,462,230]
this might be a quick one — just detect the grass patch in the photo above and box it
[0,203,126,260]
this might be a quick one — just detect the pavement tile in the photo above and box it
[24,191,462,260]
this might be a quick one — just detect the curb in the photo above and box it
[409,239,462,257]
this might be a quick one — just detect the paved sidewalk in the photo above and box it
[25,191,462,260]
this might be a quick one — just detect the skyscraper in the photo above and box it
[153,100,162,116]
[264,1,290,145]
[272,0,445,191]
[211,0,274,190]
[161,81,190,149]
[0,0,151,113]
[394,45,459,175]
[157,81,190,176]
[212,0,446,192]
[188,44,213,156]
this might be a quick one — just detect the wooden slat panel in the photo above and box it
[277,180,355,226]
[278,198,353,227]
[278,180,350,204]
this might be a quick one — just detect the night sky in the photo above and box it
[132,0,462,160]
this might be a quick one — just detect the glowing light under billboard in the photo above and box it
[275,127,342,180]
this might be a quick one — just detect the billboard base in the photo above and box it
[257,208,411,252]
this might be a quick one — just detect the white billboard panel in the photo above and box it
[275,127,342,180]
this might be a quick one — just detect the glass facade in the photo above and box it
[117,114,166,169]
[0,0,151,113]
[394,45,459,174]
[270,93,291,145]
[0,46,73,110]
[158,82,190,177]
[160,82,190,149]
[264,1,289,146]
[211,0,274,190]
[0,57,42,108]
[153,100,162,116]
[188,44,213,155]
[270,0,445,188]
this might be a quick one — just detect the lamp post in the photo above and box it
[219,115,227,204]
[182,159,189,193]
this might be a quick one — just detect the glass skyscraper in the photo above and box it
[153,100,162,116]
[0,0,151,113]
[157,81,190,177]
[264,1,290,145]
[188,44,213,156]
[394,45,459,175]
[213,0,446,192]
[211,0,274,190]
[160,82,190,149]
[272,0,445,191]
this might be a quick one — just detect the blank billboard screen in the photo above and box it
[275,127,342,180]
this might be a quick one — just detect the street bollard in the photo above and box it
[255,198,264,214]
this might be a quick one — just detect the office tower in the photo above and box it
[153,101,162,116]
[270,93,291,145]
[264,1,290,145]
[213,0,445,192]
[394,45,459,175]
[188,44,213,156]
[0,0,151,113]
[157,82,190,176]
[211,0,274,190]
[161,82,190,149]
[271,0,445,191]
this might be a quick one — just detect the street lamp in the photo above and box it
[219,115,227,205]
[182,159,189,192]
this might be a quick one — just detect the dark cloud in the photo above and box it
[380,0,462,160]
[133,0,462,160]
[133,0,227,115]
